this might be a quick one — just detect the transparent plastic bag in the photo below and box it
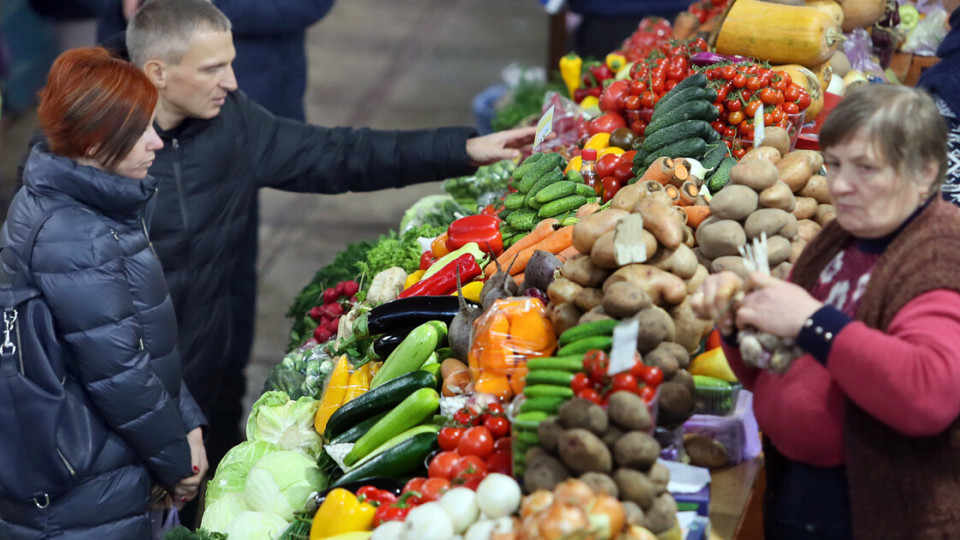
[537,91,588,151]
[844,28,886,78]
[902,3,949,56]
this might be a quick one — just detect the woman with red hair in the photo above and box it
[0,47,207,538]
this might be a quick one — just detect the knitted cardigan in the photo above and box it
[790,198,960,538]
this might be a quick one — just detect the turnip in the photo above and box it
[448,268,483,361]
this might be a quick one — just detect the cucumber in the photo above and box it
[535,180,577,204]
[506,208,538,231]
[575,183,598,197]
[369,322,440,388]
[641,138,707,168]
[526,355,584,372]
[701,142,730,172]
[515,429,539,446]
[513,411,549,430]
[332,432,437,487]
[524,385,574,399]
[524,369,575,386]
[517,154,562,192]
[671,72,709,93]
[706,156,738,194]
[641,120,715,153]
[512,152,545,181]
[329,411,389,445]
[343,387,439,467]
[566,170,584,183]
[504,191,527,210]
[557,335,613,356]
[645,100,718,137]
[558,319,619,346]
[538,195,588,218]
[651,87,717,124]
[693,374,732,389]
[519,396,566,414]
[525,168,564,208]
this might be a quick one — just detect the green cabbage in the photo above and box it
[222,510,289,540]
[245,391,322,457]
[205,462,249,506]
[243,450,327,521]
[200,491,249,533]
[215,440,280,477]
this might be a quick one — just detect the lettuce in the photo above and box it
[243,450,327,521]
[222,511,289,540]
[200,491,249,533]
[245,391,322,457]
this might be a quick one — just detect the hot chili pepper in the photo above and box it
[559,53,583,99]
[398,252,482,298]
[446,215,503,256]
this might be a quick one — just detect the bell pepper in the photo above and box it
[605,52,627,72]
[446,215,503,256]
[430,233,451,258]
[314,355,351,434]
[420,242,484,282]
[404,269,426,290]
[560,53,583,99]
[418,250,434,271]
[452,281,484,303]
[398,252,482,298]
[341,362,371,405]
[310,487,376,539]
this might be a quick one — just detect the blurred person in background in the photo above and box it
[0,47,207,539]
[691,84,960,538]
[566,0,689,59]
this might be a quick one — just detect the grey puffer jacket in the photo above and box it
[0,147,205,539]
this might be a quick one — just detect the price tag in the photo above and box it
[752,103,765,147]
[534,105,555,150]
[608,317,640,375]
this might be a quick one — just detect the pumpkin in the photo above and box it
[773,63,828,122]
[716,0,844,68]
[805,0,844,27]
[838,0,886,31]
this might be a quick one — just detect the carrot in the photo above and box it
[682,205,712,229]
[512,273,525,286]
[575,201,601,218]
[664,184,681,204]
[640,156,676,185]
[556,245,580,262]
[486,218,558,277]
[666,162,689,187]
[508,225,574,276]
[677,181,699,206]
[672,11,701,40]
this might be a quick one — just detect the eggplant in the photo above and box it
[353,295,476,337]
[689,52,753,67]
[371,327,416,358]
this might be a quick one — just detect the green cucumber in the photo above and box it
[524,369,575,386]
[523,385,574,399]
[651,87,717,123]
[670,72,709,93]
[504,191,527,210]
[558,319,619,346]
[343,387,439,467]
[641,138,707,168]
[525,168,564,209]
[370,322,440,388]
[566,170,584,183]
[557,335,613,356]
[535,180,578,204]
[515,429,539,446]
[645,100,718,137]
[519,396,566,414]
[517,154,563,192]
[512,152,545,181]
[329,411,389,445]
[514,411,549,430]
[526,355,584,372]
[333,432,437,487]
[538,195,588,218]
[701,142,730,172]
[706,156,738,194]
[506,208,539,231]
[575,183,598,197]
[693,375,732,389]
[641,120,715,153]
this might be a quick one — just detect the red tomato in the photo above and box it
[629,361,650,380]
[759,87,778,105]
[711,120,726,133]
[744,99,761,118]
[453,455,488,486]
[728,111,744,125]
[493,436,511,453]
[642,366,664,387]
[601,176,622,203]
[621,150,637,164]
[595,153,622,179]
[624,95,641,110]
[719,65,736,80]
[599,80,630,113]
[582,349,609,382]
[732,73,747,89]
[770,108,785,123]
[484,416,510,439]
[611,372,639,393]
[486,401,504,417]
[746,76,762,93]
[458,426,494,458]
[428,450,462,480]
[419,477,451,502]
[775,71,792,87]
[782,101,800,115]
[640,91,657,109]
[612,160,634,183]
[576,387,602,405]
[722,126,737,139]
[732,147,747,159]
[571,372,592,394]
[665,79,679,91]
[639,384,657,403]
[437,427,464,451]
[724,98,742,113]
[485,450,512,476]
[452,409,473,426]
[783,84,801,103]
[797,91,811,110]
[588,112,627,135]
[651,76,665,95]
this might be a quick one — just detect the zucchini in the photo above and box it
[557,335,613,356]
[524,369,575,386]
[526,355,584,372]
[504,191,527,210]
[512,152,545,181]
[538,195,588,218]
[706,156,738,193]
[524,385,574,399]
[343,387,439,467]
[558,319,619,346]
[651,87,717,123]
[517,154,563,192]
[645,100,718,137]
[514,411,549,430]
[519,396,566,414]
[525,168,564,208]
[701,142,730,172]
[641,138,707,168]
[369,322,440,388]
[420,362,441,380]
[329,411,389,445]
[332,432,437,487]
[641,120,715,153]
[506,208,538,231]
[535,180,577,204]
[351,424,439,469]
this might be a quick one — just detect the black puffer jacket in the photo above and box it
[151,90,477,413]
[0,147,204,539]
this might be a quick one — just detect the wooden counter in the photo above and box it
[708,457,765,539]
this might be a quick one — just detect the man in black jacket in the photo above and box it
[124,0,534,468]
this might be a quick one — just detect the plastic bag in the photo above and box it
[902,3,949,56]
[844,28,886,78]
[537,91,588,152]
[150,507,180,540]
[467,297,556,401]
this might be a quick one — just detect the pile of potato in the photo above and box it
[695,141,834,280]
[524,394,678,535]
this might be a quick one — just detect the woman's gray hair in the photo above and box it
[126,0,231,68]
[820,84,949,194]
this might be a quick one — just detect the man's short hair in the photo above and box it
[126,0,231,68]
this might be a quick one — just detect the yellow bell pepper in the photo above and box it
[689,347,738,383]
[341,362,371,405]
[314,355,351,434]
[559,53,582,99]
[605,52,627,72]
[309,488,376,539]
[404,269,426,290]
[452,281,484,303]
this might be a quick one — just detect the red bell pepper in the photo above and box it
[419,250,434,271]
[446,215,503,256]
[398,253,482,298]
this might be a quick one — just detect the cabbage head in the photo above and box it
[244,450,327,521]
[245,391,322,457]
[205,462,249,507]
[215,440,280,477]
[200,491,249,533]
[222,510,288,540]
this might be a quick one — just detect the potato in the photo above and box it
[573,209,629,254]
[645,493,679,534]
[578,306,612,325]
[613,431,661,470]
[778,151,821,192]
[830,50,851,78]
[660,341,691,370]
[558,428,612,474]
[607,391,653,432]
[669,297,713,353]
[799,174,831,204]
[614,468,657,511]
[561,254,611,288]
[709,185,759,221]
[601,424,624,449]
[743,208,798,240]
[558,398,609,435]
[758,180,796,212]
[590,230,619,269]
[622,501,646,528]
[692,247,712,268]
[684,433,729,468]
[739,145,781,165]
[772,261,793,280]
[710,255,749,279]
[523,454,571,493]
[796,219,822,243]
[792,196,818,220]
[547,277,583,305]
[672,368,696,394]
[602,281,652,318]
[760,126,791,156]
[789,237,808,264]
[685,264,708,296]
[548,302,581,336]
[766,235,792,267]
[645,243,698,280]
[610,183,647,212]
[525,446,549,466]
[602,264,687,306]
[579,472,619,498]
[648,462,670,495]
[635,306,676,354]
[657,381,695,427]
[815,203,836,226]
[682,224,696,248]
[696,219,747,259]
[538,416,564,453]
[573,287,604,312]
[633,198,685,250]
[641,346,679,380]
[729,158,780,191]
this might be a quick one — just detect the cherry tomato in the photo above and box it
[484,415,510,438]
[725,98,742,113]
[783,84,801,103]
[759,70,773,87]
[486,401,504,417]
[577,387,602,405]
[732,147,747,159]
[744,99,762,118]
[438,426,464,451]
[642,366,664,387]
[485,450,512,476]
[630,80,647,95]
[571,372,592,394]
[624,94,641,110]
[722,126,737,139]
[651,76,665,95]
[772,79,787,92]
[601,176,622,203]
[711,120,726,133]
[775,71,792,87]
[738,120,754,137]
[797,91,811,110]
[728,110,744,125]
[782,101,800,115]
[665,79,679,91]
[639,384,657,404]
[630,361,650,380]
[419,477,451,502]
[713,102,725,117]
[740,89,752,102]
[453,455,488,486]
[719,65,736,80]
[458,426,494,458]
[732,73,747,89]
[770,108,785,124]
[764,112,774,126]
[611,372,639,393]
[746,76,762,93]
[452,409,473,426]
[428,450,462,480]
[640,90,657,109]
[583,349,609,382]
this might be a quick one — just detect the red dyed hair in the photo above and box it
[38,47,158,170]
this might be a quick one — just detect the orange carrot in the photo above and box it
[486,218,558,278]
[682,205,712,229]
[640,156,676,185]
[512,273,525,286]
[664,184,681,204]
[666,162,689,187]
[508,225,574,276]
[556,245,580,262]
[677,181,699,206]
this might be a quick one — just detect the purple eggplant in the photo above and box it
[689,51,754,67]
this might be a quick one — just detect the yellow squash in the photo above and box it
[839,0,886,32]
[804,0,844,27]
[773,63,830,122]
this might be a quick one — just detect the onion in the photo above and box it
[520,490,554,518]
[586,493,627,540]
[689,51,754,67]
[552,479,595,507]
[537,503,590,540]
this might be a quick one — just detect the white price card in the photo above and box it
[608,317,640,375]
[534,105,555,150]
[752,102,765,147]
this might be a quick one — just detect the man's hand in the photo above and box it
[173,427,208,507]
[465,126,538,167]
